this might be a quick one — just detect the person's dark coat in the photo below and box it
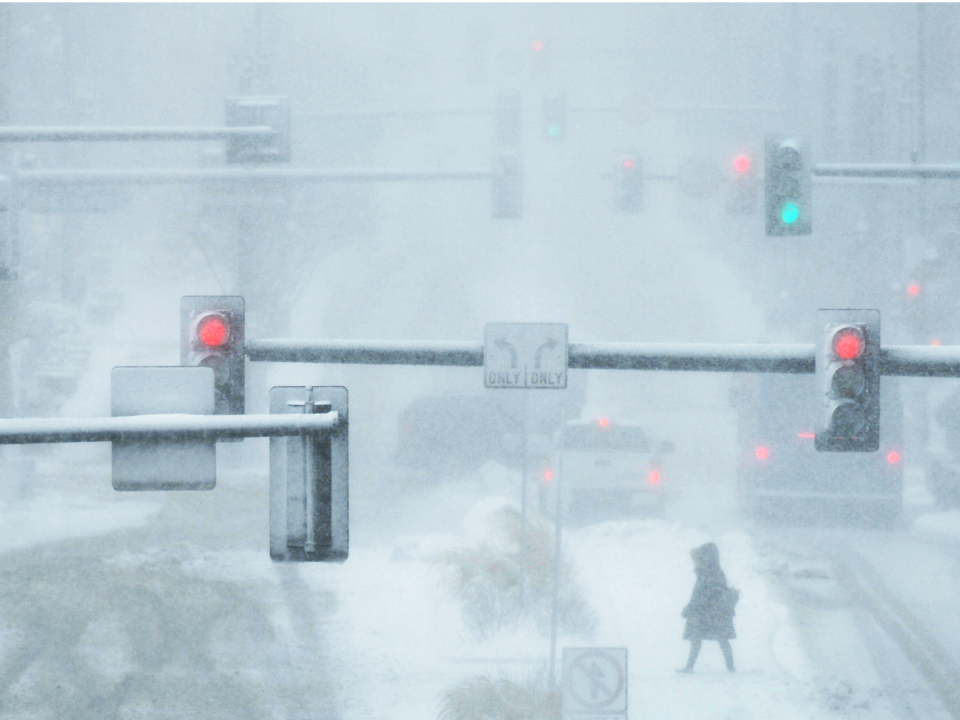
[682,543,736,641]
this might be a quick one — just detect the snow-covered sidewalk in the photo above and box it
[301,498,834,720]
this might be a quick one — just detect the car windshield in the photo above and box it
[1,4,955,720]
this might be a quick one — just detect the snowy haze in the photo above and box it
[2,4,960,720]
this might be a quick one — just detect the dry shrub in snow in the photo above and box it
[436,505,597,639]
[438,674,560,720]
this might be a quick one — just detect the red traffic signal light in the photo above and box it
[832,327,865,360]
[733,154,751,174]
[196,313,230,348]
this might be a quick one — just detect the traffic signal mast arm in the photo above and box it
[0,412,338,444]
[812,163,960,179]
[20,168,494,186]
[0,127,275,142]
[244,338,960,376]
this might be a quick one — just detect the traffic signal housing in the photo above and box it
[181,296,245,415]
[765,135,811,236]
[727,152,758,215]
[617,154,642,213]
[542,91,566,141]
[815,309,880,452]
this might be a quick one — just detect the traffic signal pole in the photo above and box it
[19,168,493,185]
[0,127,274,142]
[0,411,338,444]
[244,337,960,377]
[813,163,960,179]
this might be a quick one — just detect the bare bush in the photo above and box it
[438,674,560,720]
[436,505,597,639]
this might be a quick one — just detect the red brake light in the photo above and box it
[932,338,942,346]
[733,154,751,174]
[755,445,769,461]
[648,469,661,485]
[197,315,230,348]
[797,432,815,439]
[623,158,635,169]
[907,283,921,297]
[887,450,901,465]
[598,417,610,428]
[833,328,865,360]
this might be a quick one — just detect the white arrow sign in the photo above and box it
[484,323,567,389]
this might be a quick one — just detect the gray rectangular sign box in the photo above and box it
[562,647,628,720]
[485,323,568,389]
[269,386,348,562]
[111,366,216,491]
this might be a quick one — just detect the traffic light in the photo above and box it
[270,386,348,562]
[815,309,880,452]
[225,96,291,164]
[495,90,522,148]
[765,135,811,236]
[617,154,642,213]
[727,152,758,215]
[181,296,245,415]
[0,175,19,279]
[492,152,522,219]
[542,91,566,141]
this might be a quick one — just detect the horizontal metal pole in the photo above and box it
[880,345,960,377]
[246,339,960,378]
[569,342,815,373]
[0,126,274,142]
[246,339,814,373]
[0,412,338,444]
[296,108,492,120]
[19,167,492,186]
[813,163,960,179]
[246,339,484,366]
[574,105,788,115]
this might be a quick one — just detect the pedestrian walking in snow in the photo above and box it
[677,542,737,673]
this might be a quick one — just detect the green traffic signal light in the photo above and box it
[548,124,561,138]
[780,201,800,225]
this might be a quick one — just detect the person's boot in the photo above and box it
[676,665,694,674]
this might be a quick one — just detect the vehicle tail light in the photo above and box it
[648,469,661,485]
[755,445,769,461]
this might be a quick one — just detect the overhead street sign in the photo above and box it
[484,323,567,389]
[562,647,627,720]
